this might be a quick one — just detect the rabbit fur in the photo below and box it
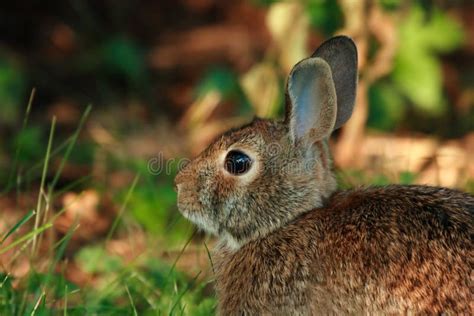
[174,36,473,315]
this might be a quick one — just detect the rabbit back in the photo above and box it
[214,185,473,315]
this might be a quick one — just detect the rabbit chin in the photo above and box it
[180,210,246,250]
[180,210,219,235]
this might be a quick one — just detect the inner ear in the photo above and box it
[287,57,337,144]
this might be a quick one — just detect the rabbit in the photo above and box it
[174,36,474,315]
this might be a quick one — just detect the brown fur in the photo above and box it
[213,186,473,315]
[175,118,338,246]
[174,36,473,314]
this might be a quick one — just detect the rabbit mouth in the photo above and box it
[178,206,219,235]
[176,185,220,235]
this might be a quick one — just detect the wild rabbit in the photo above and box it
[174,36,473,315]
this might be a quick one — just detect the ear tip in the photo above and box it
[329,35,357,47]
[290,57,332,75]
[334,35,358,56]
[311,35,358,64]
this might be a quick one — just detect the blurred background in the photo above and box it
[0,0,473,314]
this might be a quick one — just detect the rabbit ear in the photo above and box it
[311,36,358,130]
[287,57,337,143]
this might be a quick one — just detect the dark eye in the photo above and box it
[224,150,252,175]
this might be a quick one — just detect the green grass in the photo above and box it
[0,95,215,315]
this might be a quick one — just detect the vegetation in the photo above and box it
[0,1,472,314]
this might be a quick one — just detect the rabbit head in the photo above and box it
[175,36,358,248]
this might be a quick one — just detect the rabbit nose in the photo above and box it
[174,177,180,192]
[174,170,185,192]
[174,158,194,190]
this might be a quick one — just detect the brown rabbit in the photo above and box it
[174,36,473,315]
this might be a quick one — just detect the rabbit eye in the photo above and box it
[224,150,252,175]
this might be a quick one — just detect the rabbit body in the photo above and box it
[213,185,473,315]
[174,36,474,314]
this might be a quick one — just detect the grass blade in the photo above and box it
[81,175,141,300]
[25,134,76,179]
[31,116,56,255]
[169,271,201,315]
[126,285,139,316]
[30,291,45,316]
[165,231,195,284]
[49,105,92,193]
[63,285,68,316]
[52,174,92,199]
[106,174,140,241]
[42,223,79,294]
[2,88,36,195]
[0,273,10,288]
[203,241,215,275]
[0,224,53,255]
[0,210,35,244]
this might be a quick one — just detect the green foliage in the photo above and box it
[196,66,252,116]
[73,247,215,315]
[251,0,278,7]
[378,0,401,11]
[337,169,417,189]
[369,5,465,131]
[368,82,405,130]
[137,259,215,315]
[101,37,146,87]
[196,67,240,99]
[0,274,16,315]
[392,5,464,115]
[371,174,391,186]
[126,177,193,244]
[253,0,343,35]
[466,180,474,195]
[10,126,44,164]
[0,93,214,314]
[26,272,79,300]
[0,54,26,125]
[305,0,343,36]
[398,171,416,185]
[1,257,215,315]
[76,246,123,274]
[0,210,34,244]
